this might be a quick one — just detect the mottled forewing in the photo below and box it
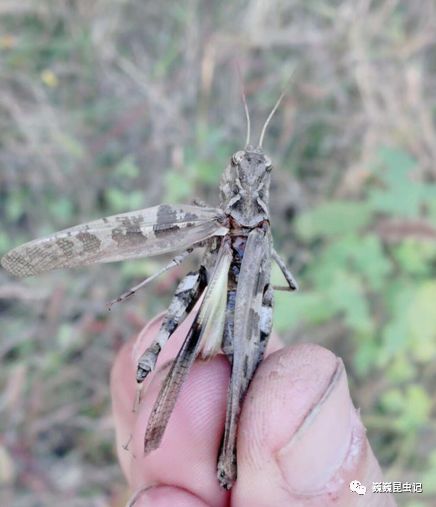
[143,240,232,454]
[1,205,227,277]
[218,227,271,487]
[232,228,271,392]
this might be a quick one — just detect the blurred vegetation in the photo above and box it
[0,1,435,506]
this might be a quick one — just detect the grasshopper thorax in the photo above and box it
[220,146,272,228]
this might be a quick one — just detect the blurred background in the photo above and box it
[0,1,435,506]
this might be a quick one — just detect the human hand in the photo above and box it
[111,312,397,507]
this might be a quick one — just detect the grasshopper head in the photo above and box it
[220,146,272,227]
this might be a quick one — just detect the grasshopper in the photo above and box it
[1,92,298,489]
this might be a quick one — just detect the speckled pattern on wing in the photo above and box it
[1,205,227,277]
[217,227,272,488]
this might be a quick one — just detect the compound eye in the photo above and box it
[264,156,273,172]
[231,151,245,165]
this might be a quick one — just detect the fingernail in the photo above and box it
[126,485,211,507]
[277,359,363,494]
[126,485,153,507]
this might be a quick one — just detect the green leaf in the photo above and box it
[379,282,414,365]
[273,290,336,332]
[422,450,436,494]
[393,240,436,276]
[376,146,417,185]
[5,188,27,222]
[295,201,372,240]
[385,352,416,383]
[164,171,193,202]
[346,235,392,290]
[195,160,222,185]
[379,311,409,365]
[0,231,11,252]
[368,183,424,217]
[406,282,436,362]
[353,336,380,377]
[48,197,75,222]
[114,156,140,179]
[427,187,436,222]
[380,387,404,412]
[381,384,431,432]
[368,146,427,217]
[105,188,143,213]
[397,384,431,432]
[326,271,373,333]
[382,281,436,364]
[5,195,24,222]
[120,258,161,278]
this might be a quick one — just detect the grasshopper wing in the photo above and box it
[218,227,272,488]
[143,239,232,454]
[1,204,227,277]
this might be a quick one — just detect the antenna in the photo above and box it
[258,66,297,148]
[235,62,251,147]
[258,90,285,148]
[242,86,251,148]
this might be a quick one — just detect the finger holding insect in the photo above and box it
[111,314,283,501]
[232,344,395,507]
[112,324,395,507]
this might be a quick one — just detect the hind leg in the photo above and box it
[136,267,207,383]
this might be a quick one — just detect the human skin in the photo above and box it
[111,312,397,507]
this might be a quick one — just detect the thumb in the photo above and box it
[232,344,397,507]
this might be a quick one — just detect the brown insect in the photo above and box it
[1,91,297,489]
